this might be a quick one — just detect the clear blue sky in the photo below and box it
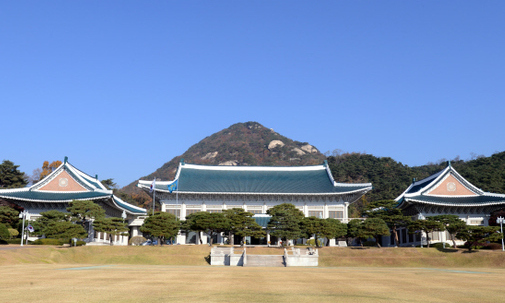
[1,2,504,187]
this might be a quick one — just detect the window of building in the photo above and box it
[247,210,262,214]
[185,209,201,215]
[308,211,323,218]
[166,209,181,217]
[329,211,343,219]
[207,209,222,213]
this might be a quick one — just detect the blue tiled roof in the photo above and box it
[175,166,369,194]
[406,195,505,206]
[0,190,110,202]
[113,196,147,215]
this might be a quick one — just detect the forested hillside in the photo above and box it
[327,151,505,216]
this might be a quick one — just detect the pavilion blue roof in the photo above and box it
[0,158,146,215]
[138,162,372,195]
[396,165,505,209]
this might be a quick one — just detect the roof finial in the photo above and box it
[447,160,451,167]
[64,156,68,164]
[412,178,416,183]
[95,174,98,180]
[180,158,185,165]
[323,160,328,167]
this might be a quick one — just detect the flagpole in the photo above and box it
[176,178,179,219]
[152,178,156,216]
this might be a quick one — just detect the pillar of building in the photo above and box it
[180,203,186,220]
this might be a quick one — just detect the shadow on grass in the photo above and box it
[204,254,211,264]
[434,246,459,253]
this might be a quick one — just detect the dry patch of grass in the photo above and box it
[1,264,505,302]
[0,245,211,266]
[318,247,505,268]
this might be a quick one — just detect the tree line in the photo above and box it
[1,200,502,251]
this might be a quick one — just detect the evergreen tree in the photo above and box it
[32,210,68,236]
[67,200,106,239]
[408,219,444,248]
[456,225,501,252]
[43,221,87,240]
[223,208,264,245]
[359,218,390,248]
[364,200,411,247]
[0,160,27,189]
[429,215,467,248]
[0,206,20,229]
[301,217,342,248]
[0,223,10,240]
[94,217,129,245]
[267,203,305,246]
[140,212,179,245]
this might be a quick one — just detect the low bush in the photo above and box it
[8,228,19,238]
[129,236,146,246]
[482,243,502,250]
[306,239,324,247]
[363,240,377,247]
[68,239,86,246]
[32,239,65,246]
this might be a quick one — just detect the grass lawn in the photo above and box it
[1,245,504,302]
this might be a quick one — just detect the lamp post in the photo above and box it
[18,210,28,246]
[418,213,425,248]
[497,216,505,252]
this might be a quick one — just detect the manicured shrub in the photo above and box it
[363,240,377,247]
[483,243,502,250]
[8,228,19,239]
[32,239,65,245]
[306,239,324,247]
[0,223,10,240]
[129,236,147,246]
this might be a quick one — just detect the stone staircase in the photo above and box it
[244,254,285,267]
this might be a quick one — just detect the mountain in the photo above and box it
[120,122,326,201]
[118,121,505,214]
[327,151,505,216]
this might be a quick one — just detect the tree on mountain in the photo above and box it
[0,206,20,228]
[429,215,467,248]
[267,203,305,247]
[0,160,27,189]
[364,200,411,247]
[223,208,265,245]
[101,178,117,190]
[456,225,501,252]
[94,217,129,245]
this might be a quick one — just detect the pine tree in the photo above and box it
[0,160,27,188]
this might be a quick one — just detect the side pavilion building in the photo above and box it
[0,157,147,245]
[391,162,505,247]
[138,160,372,245]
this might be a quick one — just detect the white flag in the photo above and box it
[150,178,156,192]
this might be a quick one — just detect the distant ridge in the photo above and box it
[122,122,326,195]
